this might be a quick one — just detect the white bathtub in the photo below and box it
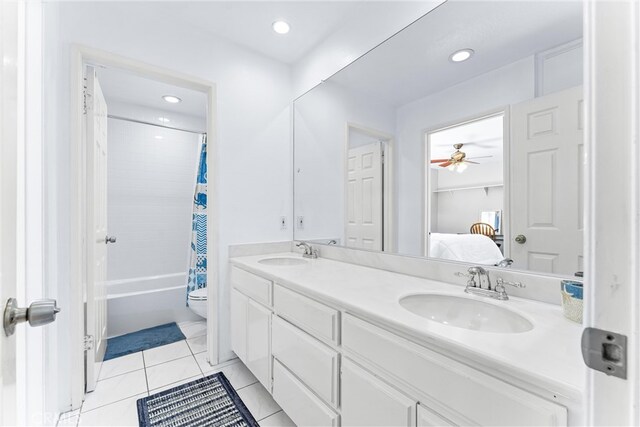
[107,273,201,338]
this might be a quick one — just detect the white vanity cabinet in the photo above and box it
[229,264,571,427]
[230,268,272,389]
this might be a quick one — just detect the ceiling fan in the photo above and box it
[430,143,491,169]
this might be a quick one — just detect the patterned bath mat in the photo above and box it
[137,372,258,427]
[105,322,186,361]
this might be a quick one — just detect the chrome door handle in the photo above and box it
[105,236,117,244]
[3,298,61,336]
[514,234,527,244]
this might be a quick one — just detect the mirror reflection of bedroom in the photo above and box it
[425,112,507,266]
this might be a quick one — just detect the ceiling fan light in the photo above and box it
[456,163,468,173]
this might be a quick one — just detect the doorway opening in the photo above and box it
[70,47,217,409]
[424,111,507,262]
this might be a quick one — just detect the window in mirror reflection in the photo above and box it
[425,112,507,267]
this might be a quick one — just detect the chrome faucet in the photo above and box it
[296,241,318,259]
[455,266,525,300]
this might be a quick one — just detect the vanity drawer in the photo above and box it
[230,266,271,306]
[274,284,340,344]
[341,358,416,427]
[273,360,340,427]
[272,315,339,407]
[342,314,567,426]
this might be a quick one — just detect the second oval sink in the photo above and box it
[258,257,308,266]
[399,294,533,333]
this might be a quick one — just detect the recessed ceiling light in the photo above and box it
[272,20,290,35]
[449,48,474,63]
[162,95,182,104]
[158,117,170,123]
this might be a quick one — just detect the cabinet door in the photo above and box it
[246,299,271,389]
[341,358,416,427]
[230,289,248,363]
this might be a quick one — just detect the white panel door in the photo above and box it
[85,66,109,392]
[341,358,416,427]
[510,86,583,275]
[346,142,383,250]
[0,0,20,422]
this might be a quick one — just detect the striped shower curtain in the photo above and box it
[186,134,207,304]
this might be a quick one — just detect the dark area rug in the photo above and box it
[137,372,258,427]
[104,322,186,361]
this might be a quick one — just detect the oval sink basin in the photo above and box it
[258,257,308,266]
[399,294,533,333]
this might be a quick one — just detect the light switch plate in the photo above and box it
[297,216,304,230]
[280,216,287,230]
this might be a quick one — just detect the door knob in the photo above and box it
[514,234,527,244]
[3,298,61,336]
[105,236,116,244]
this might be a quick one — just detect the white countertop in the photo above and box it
[230,252,585,402]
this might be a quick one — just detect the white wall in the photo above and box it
[433,187,504,235]
[433,162,503,191]
[291,1,443,97]
[294,81,395,243]
[431,161,504,235]
[43,2,292,412]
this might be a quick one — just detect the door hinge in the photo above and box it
[83,335,94,351]
[381,150,385,164]
[581,327,627,379]
[82,77,88,115]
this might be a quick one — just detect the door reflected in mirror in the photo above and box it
[293,0,584,277]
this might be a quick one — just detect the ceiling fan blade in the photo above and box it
[464,160,480,164]
[430,159,450,163]
[439,161,452,168]
[466,155,493,160]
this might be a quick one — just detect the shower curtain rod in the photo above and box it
[107,114,206,135]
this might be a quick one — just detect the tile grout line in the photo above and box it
[235,380,259,391]
[258,409,283,422]
[186,339,206,377]
[141,352,150,395]
[79,392,145,415]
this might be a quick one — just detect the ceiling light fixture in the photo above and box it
[449,48,474,63]
[162,95,182,104]
[272,20,290,35]
[447,162,468,174]
[154,135,163,140]
[158,117,170,123]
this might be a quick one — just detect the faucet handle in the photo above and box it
[495,277,525,288]
[455,271,477,288]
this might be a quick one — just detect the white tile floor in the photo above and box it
[57,321,295,427]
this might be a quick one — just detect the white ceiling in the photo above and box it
[112,1,412,64]
[430,114,503,168]
[329,1,583,107]
[96,66,207,119]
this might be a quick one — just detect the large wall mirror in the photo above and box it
[293,0,584,277]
